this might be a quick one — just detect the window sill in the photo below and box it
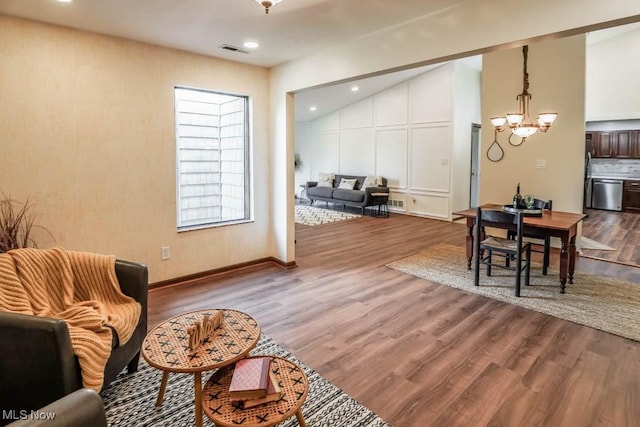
[178,218,254,233]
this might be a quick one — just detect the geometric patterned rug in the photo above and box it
[102,333,389,427]
[295,205,362,226]
[386,243,640,343]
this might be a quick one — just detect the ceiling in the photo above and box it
[0,1,635,124]
[587,21,640,45]
[0,0,476,123]
[294,56,482,122]
[0,0,468,68]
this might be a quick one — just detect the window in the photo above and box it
[175,87,250,230]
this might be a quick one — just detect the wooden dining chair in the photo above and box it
[507,199,552,274]
[474,207,532,297]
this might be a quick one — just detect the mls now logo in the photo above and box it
[2,410,56,421]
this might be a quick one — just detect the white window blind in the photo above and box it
[175,87,249,229]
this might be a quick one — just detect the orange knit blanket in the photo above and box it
[0,247,141,391]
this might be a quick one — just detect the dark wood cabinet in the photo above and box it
[633,132,640,158]
[616,130,633,158]
[594,131,616,157]
[588,130,640,159]
[623,180,640,213]
[585,131,597,157]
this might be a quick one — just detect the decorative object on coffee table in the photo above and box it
[228,356,271,400]
[203,355,309,427]
[186,311,224,351]
[142,309,261,427]
[239,371,282,409]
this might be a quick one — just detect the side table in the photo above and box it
[142,309,261,427]
[299,184,309,204]
[203,356,309,427]
[370,192,389,218]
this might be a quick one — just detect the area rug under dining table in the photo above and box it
[102,333,389,427]
[386,243,640,343]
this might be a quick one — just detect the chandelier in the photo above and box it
[254,0,283,14]
[491,45,558,146]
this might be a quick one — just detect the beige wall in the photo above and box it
[0,15,272,283]
[480,36,586,213]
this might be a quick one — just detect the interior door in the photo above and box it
[470,124,481,207]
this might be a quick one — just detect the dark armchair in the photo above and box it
[7,388,107,427]
[0,260,148,421]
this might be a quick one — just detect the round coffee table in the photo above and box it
[202,355,309,427]
[142,309,261,427]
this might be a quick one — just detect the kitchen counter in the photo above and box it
[590,175,640,180]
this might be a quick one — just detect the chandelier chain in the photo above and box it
[521,45,530,97]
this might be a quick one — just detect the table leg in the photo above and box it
[465,220,474,270]
[559,234,569,293]
[295,409,307,427]
[568,235,577,284]
[194,371,203,427]
[155,371,169,406]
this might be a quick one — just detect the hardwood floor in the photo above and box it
[148,213,640,427]
[581,208,640,267]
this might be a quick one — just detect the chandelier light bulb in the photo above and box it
[491,117,507,129]
[512,125,538,138]
[506,113,524,126]
[538,113,558,125]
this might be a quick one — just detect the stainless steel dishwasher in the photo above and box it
[591,179,623,211]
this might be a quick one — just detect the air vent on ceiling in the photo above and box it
[219,44,250,54]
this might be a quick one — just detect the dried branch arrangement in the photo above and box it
[0,194,52,253]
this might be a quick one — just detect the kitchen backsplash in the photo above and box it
[591,159,640,177]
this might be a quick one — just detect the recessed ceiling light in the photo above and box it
[309,106,317,112]
[351,86,359,92]
[56,0,73,3]
[243,41,260,49]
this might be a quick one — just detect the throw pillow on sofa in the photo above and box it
[337,178,358,190]
[317,172,335,188]
[362,175,382,189]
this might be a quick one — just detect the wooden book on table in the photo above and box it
[229,357,271,400]
[239,371,282,408]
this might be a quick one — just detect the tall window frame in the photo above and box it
[174,86,251,231]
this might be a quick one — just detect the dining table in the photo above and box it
[453,204,587,293]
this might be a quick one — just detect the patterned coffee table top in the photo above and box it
[142,309,260,373]
[203,356,309,427]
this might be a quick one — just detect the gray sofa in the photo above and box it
[306,174,389,214]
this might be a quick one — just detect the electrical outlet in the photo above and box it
[161,246,170,260]
[536,159,547,169]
